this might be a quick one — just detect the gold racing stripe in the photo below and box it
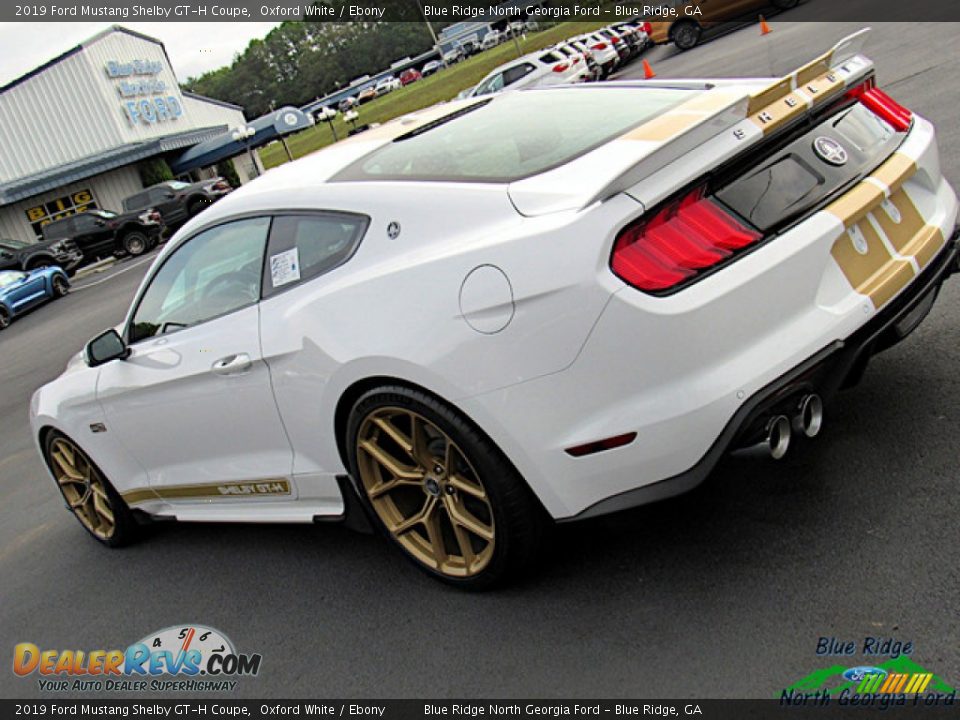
[622,90,743,142]
[872,153,918,194]
[824,182,885,229]
[829,217,915,308]
[873,189,946,269]
[122,479,291,506]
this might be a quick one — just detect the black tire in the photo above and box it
[0,307,9,330]
[52,274,69,297]
[188,198,210,217]
[671,21,702,50]
[42,430,140,548]
[346,385,546,590]
[122,231,148,257]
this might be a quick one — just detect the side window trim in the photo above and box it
[124,215,273,346]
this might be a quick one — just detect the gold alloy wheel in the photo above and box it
[356,408,495,577]
[48,437,116,540]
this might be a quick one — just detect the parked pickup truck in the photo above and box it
[122,178,232,229]
[0,236,83,276]
[42,208,163,266]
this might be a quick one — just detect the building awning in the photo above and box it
[170,106,313,175]
[0,126,228,207]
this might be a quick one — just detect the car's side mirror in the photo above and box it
[85,328,129,367]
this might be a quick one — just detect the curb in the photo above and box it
[73,257,118,280]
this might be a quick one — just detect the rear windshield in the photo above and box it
[333,87,691,183]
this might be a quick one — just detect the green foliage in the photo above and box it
[183,21,444,117]
[216,160,242,188]
[138,157,173,186]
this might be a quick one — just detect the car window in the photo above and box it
[126,192,148,210]
[262,214,367,297]
[150,188,172,202]
[128,217,269,343]
[43,219,71,239]
[0,271,26,287]
[474,72,505,96]
[167,181,191,191]
[503,64,535,85]
[336,87,691,183]
[73,215,98,232]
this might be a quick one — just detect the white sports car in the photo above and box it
[31,31,959,588]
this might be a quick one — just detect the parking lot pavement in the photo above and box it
[1,21,958,699]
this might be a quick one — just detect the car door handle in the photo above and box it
[211,353,252,376]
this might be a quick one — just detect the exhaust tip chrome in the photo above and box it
[794,394,824,438]
[767,415,791,460]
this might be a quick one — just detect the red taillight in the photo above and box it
[552,62,569,73]
[611,187,761,292]
[642,22,652,34]
[592,42,607,50]
[610,36,621,44]
[846,79,912,132]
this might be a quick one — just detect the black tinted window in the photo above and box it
[263,214,367,297]
[503,63,535,85]
[43,218,71,239]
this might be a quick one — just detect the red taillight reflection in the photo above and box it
[611,188,761,292]
[846,79,913,132]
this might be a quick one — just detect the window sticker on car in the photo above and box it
[270,247,301,288]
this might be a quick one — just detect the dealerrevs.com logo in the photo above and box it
[13,624,262,692]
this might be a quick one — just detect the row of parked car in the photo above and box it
[461,21,653,100]
[0,177,233,331]
[329,20,545,114]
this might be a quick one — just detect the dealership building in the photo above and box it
[0,26,311,245]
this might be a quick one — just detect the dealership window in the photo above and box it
[128,217,270,343]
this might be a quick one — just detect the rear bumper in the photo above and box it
[570,229,958,520]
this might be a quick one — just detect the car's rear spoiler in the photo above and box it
[508,29,876,216]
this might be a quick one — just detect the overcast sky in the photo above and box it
[0,22,281,86]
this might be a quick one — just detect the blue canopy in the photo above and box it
[171,106,313,174]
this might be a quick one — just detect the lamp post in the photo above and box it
[343,109,360,134]
[317,106,339,142]
[231,124,258,178]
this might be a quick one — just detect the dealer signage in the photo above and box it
[25,189,98,235]
[104,58,183,126]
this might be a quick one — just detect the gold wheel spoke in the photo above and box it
[392,496,437,536]
[444,494,494,543]
[443,497,477,568]
[91,485,114,526]
[422,509,448,569]
[371,415,414,457]
[359,439,423,481]
[447,473,487,501]
[51,449,84,481]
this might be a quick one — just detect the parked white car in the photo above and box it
[375,76,401,95]
[571,31,621,78]
[480,30,502,50]
[31,31,959,589]
[470,48,585,98]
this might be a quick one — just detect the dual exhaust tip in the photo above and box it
[763,393,823,460]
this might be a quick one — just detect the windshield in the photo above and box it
[90,210,118,219]
[333,87,691,183]
[0,271,26,287]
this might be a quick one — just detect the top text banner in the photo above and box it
[4,0,960,23]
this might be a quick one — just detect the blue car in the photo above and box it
[0,267,69,330]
